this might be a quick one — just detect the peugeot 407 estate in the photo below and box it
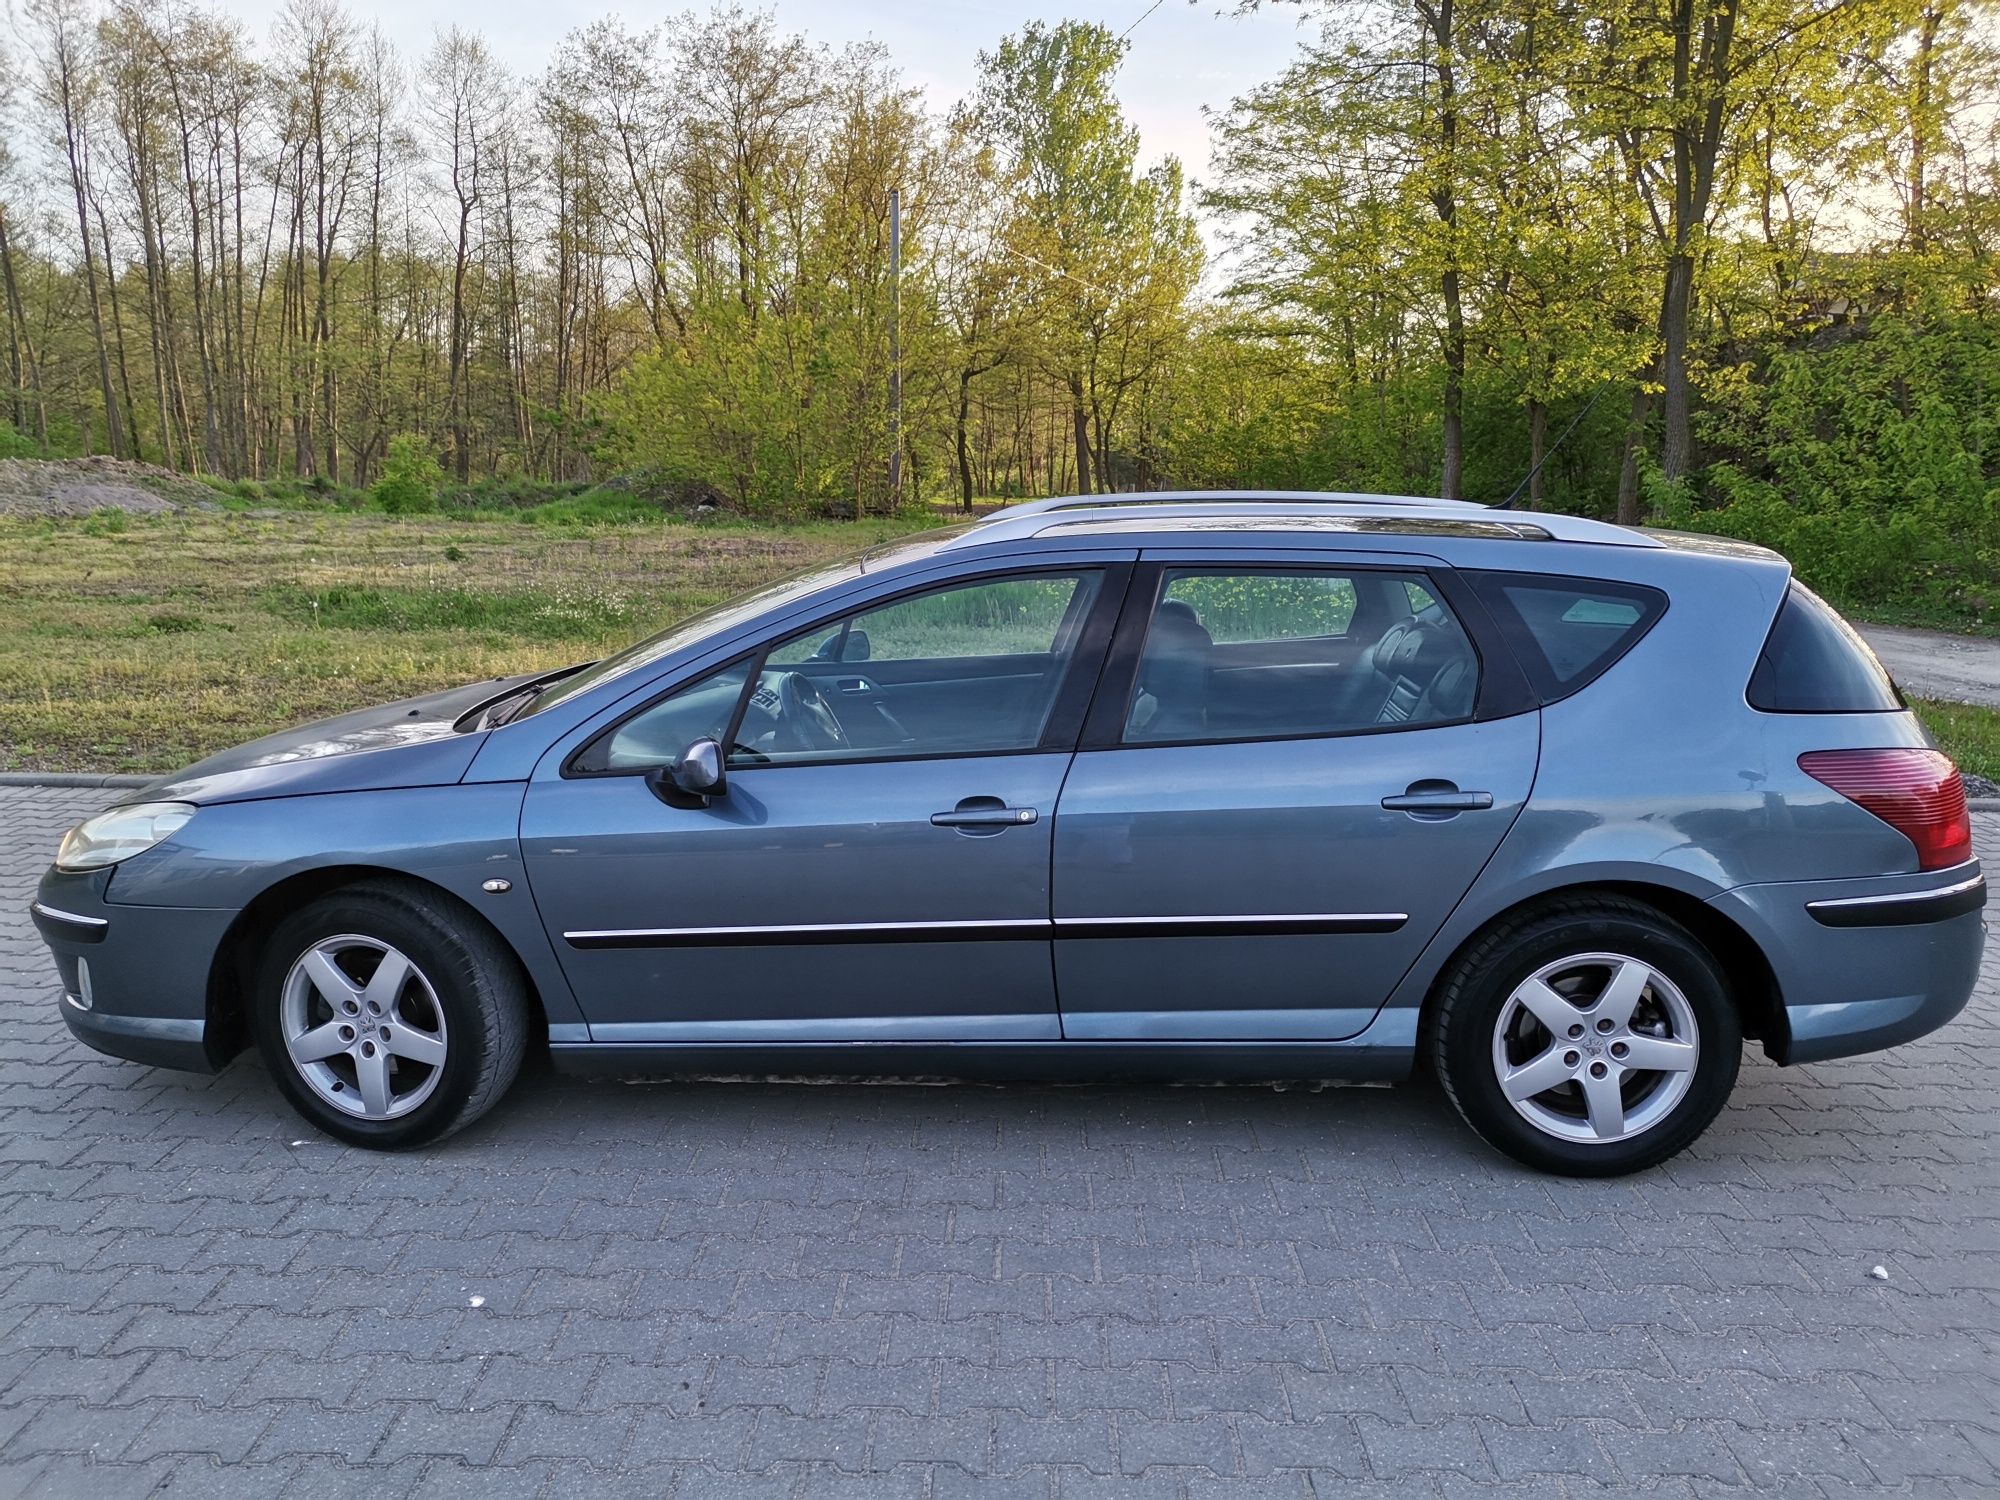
[30,493,1984,1175]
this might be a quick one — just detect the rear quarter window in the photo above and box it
[1465,571,1668,703]
[1748,582,1903,712]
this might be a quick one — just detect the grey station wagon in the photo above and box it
[31,493,1985,1174]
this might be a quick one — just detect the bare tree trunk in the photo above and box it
[91,194,144,462]
[1420,0,1465,500]
[52,36,127,458]
[1615,383,1652,527]
[0,208,45,444]
[1657,0,1738,485]
[1658,253,1697,483]
[1527,398,1547,507]
[957,367,976,511]
[1068,372,1092,495]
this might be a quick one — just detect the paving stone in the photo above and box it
[0,785,1991,1493]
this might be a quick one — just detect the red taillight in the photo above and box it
[1799,748,1973,871]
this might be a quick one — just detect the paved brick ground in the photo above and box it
[0,782,1996,1497]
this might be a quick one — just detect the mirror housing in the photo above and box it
[646,737,726,806]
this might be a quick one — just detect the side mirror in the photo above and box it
[807,627,871,663]
[646,737,726,806]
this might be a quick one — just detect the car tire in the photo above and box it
[1429,895,1741,1176]
[251,880,530,1149]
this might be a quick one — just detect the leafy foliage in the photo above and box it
[369,436,445,516]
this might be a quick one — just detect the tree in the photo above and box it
[31,0,126,458]
[973,20,1199,495]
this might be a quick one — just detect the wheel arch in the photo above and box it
[205,864,550,1063]
[1415,879,1788,1062]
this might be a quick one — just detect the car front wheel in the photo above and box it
[252,880,530,1148]
[1430,896,1742,1176]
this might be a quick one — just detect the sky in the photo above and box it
[219,0,1315,192]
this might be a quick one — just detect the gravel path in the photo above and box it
[1859,624,2000,709]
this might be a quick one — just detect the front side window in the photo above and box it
[580,571,1102,772]
[1123,567,1479,744]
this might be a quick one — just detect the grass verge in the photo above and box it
[1910,697,2000,787]
[0,508,928,773]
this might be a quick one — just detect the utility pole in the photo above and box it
[888,187,902,509]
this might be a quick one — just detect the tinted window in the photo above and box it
[1748,582,1902,712]
[1123,568,1478,744]
[1468,572,1666,702]
[1161,572,1357,642]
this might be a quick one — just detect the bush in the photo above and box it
[0,422,39,459]
[370,434,444,515]
[440,474,585,512]
[1669,311,2000,630]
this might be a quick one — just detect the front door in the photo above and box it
[1051,559,1539,1040]
[521,564,1126,1042]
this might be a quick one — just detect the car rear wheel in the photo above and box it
[1430,896,1741,1176]
[252,881,529,1148]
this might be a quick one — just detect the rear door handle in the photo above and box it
[1381,789,1493,812]
[931,807,1038,827]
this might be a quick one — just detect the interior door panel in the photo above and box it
[793,655,1059,754]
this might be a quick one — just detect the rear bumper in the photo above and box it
[32,870,233,1074]
[1712,864,1985,1065]
[1804,871,1986,927]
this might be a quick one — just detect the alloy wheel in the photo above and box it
[1489,951,1699,1145]
[279,934,449,1120]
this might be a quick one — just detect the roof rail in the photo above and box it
[979,490,1485,525]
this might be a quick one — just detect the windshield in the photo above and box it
[519,558,862,718]
[515,522,980,719]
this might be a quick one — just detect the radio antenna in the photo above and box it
[1495,388,1605,510]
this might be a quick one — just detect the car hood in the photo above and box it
[123,674,545,807]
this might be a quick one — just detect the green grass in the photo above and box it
[1911,697,2000,785]
[0,508,932,773]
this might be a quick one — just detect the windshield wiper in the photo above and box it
[481,686,543,729]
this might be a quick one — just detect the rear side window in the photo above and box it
[1466,572,1667,703]
[1748,582,1902,712]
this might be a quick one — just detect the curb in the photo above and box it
[0,773,154,789]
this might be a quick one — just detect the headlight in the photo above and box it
[55,802,196,872]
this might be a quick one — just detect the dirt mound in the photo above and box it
[0,456,219,518]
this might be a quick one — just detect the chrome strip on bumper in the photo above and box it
[29,901,109,943]
[1806,872,1986,928]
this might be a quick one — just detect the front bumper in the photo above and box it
[31,869,235,1073]
[1712,865,1986,1065]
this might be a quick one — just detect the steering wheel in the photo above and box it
[778,671,849,752]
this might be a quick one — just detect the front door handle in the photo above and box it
[1381,788,1494,813]
[931,806,1038,828]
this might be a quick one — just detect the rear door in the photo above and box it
[1051,552,1540,1040]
